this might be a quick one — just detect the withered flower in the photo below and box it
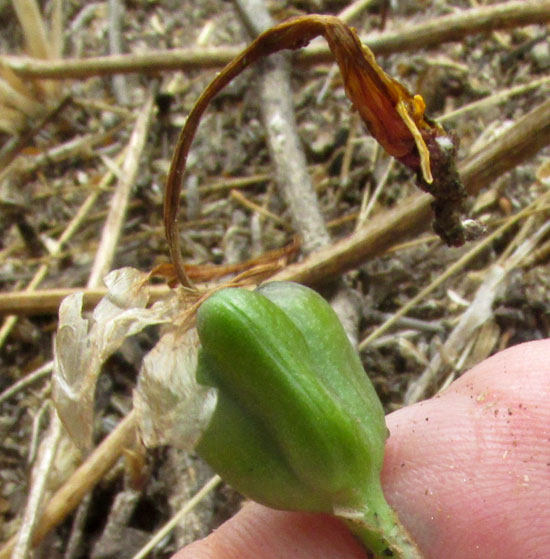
[165,14,471,287]
[320,19,434,182]
[317,17,469,246]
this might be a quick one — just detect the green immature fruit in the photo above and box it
[194,282,423,559]
[195,285,379,510]
[257,281,388,453]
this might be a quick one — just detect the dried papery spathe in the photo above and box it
[52,268,180,450]
[134,327,217,451]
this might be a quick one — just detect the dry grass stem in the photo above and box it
[338,0,379,23]
[339,113,360,189]
[271,96,550,286]
[460,98,550,193]
[0,412,137,559]
[87,94,154,287]
[359,191,550,354]
[63,493,92,559]
[0,147,125,348]
[130,475,222,559]
[440,76,550,124]
[163,11,471,283]
[0,94,72,168]
[50,0,63,59]
[108,0,128,105]
[0,0,65,133]
[405,217,550,404]
[11,410,63,559]
[1,95,549,317]
[0,286,170,316]
[234,0,365,350]
[0,361,53,404]
[230,189,290,229]
[356,158,395,229]
[12,0,51,60]
[197,173,270,196]
[2,3,550,555]
[2,1,548,79]
[0,123,127,186]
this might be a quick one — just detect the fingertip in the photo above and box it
[173,502,367,559]
[450,339,550,401]
[382,339,550,559]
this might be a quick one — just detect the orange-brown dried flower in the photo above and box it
[165,14,471,287]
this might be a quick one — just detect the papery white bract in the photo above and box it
[52,268,178,450]
[53,292,95,450]
[134,327,217,450]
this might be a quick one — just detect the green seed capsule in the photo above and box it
[194,282,423,559]
[257,281,388,453]
[195,283,384,509]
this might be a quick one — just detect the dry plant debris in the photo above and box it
[0,0,64,135]
[1,1,550,558]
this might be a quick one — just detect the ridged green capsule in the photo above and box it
[257,281,388,455]
[194,282,422,559]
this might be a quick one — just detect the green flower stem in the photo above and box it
[335,485,423,559]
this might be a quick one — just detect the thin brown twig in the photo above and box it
[0,286,167,316]
[2,1,549,79]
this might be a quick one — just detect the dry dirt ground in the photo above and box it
[1,0,550,557]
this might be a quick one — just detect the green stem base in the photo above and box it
[334,492,424,559]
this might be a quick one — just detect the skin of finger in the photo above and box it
[172,504,366,559]
[173,339,550,559]
[382,339,550,559]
